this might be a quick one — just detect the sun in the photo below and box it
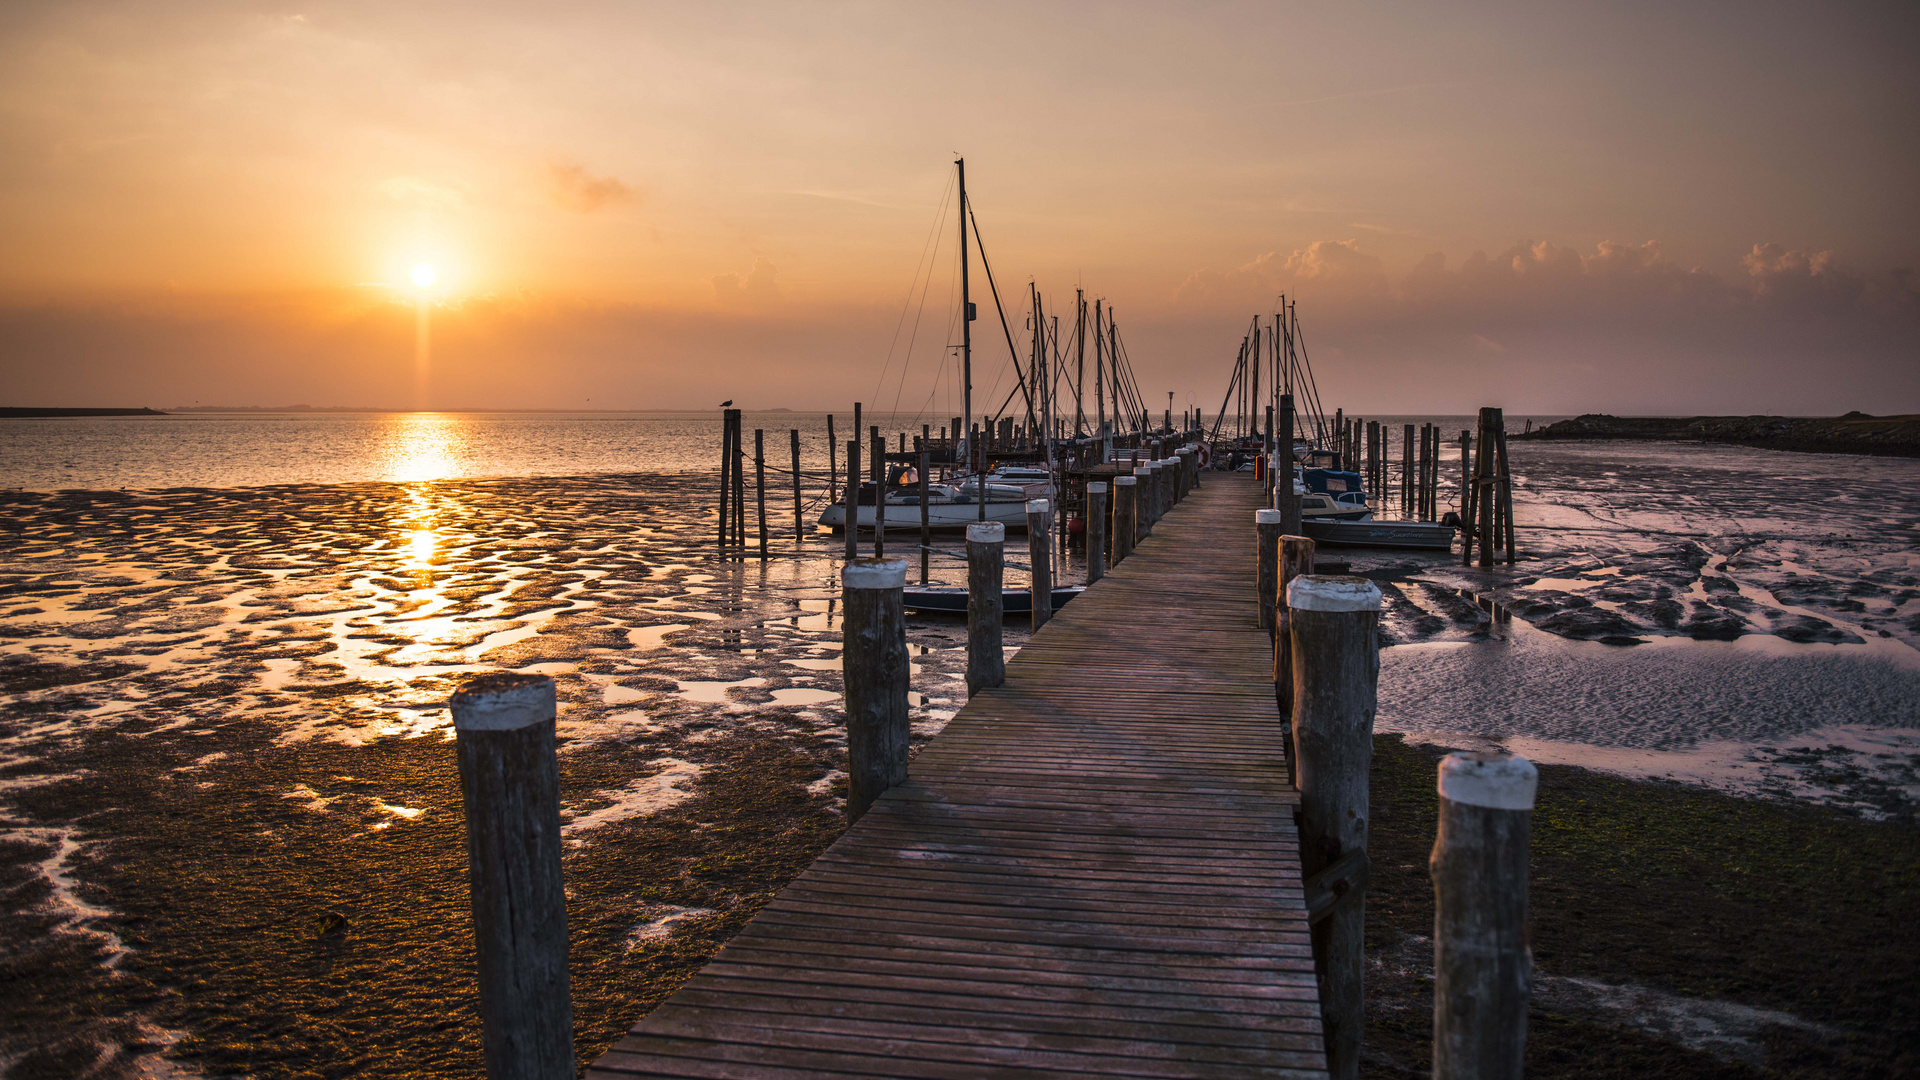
[410,262,437,289]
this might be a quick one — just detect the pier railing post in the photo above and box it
[1133,466,1153,539]
[966,523,1006,696]
[450,673,575,1080]
[1027,499,1053,630]
[1287,574,1382,1080]
[1086,483,1108,584]
[841,556,910,822]
[1274,535,1316,781]
[1432,751,1537,1080]
[1256,509,1282,631]
[1114,475,1137,564]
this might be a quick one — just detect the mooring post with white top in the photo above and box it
[1026,499,1053,629]
[450,673,574,1080]
[1113,475,1137,564]
[841,557,910,822]
[1256,509,1283,632]
[1287,574,1382,1080]
[965,523,1005,696]
[1132,466,1154,537]
[1161,457,1177,510]
[1432,751,1537,1080]
[1086,483,1108,585]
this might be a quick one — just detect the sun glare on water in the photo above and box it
[410,262,437,289]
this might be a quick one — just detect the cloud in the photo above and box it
[377,176,465,211]
[547,163,635,213]
[711,257,779,308]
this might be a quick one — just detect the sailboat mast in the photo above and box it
[1098,295,1113,434]
[957,157,973,487]
[1074,289,1087,437]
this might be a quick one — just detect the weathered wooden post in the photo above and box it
[826,413,837,504]
[1027,499,1053,630]
[1133,465,1153,539]
[841,556,909,823]
[965,522,1005,696]
[789,428,804,542]
[1476,407,1499,569]
[1086,482,1108,585]
[1280,394,1300,533]
[1432,751,1537,1080]
[1160,457,1177,511]
[843,439,860,562]
[918,446,931,583]
[717,413,733,554]
[1274,535,1316,743]
[1402,423,1415,519]
[754,428,769,558]
[1256,509,1283,631]
[1495,420,1516,565]
[1287,574,1382,1080]
[1113,475,1137,564]
[451,673,574,1080]
[870,431,887,558]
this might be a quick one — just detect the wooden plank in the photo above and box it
[589,475,1329,1079]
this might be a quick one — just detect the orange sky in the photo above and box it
[2,1,1916,414]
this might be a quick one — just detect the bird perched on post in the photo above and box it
[719,400,733,407]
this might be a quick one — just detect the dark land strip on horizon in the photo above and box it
[1514,412,1920,457]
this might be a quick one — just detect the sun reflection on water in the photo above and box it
[383,413,465,482]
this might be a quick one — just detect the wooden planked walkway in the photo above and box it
[589,473,1327,1079]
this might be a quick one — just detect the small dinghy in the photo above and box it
[901,585,1086,615]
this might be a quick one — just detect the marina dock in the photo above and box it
[588,473,1329,1078]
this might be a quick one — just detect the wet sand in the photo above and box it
[3,438,1916,1077]
[0,474,998,1077]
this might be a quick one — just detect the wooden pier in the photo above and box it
[589,473,1328,1079]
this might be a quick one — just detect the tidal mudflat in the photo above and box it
[2,436,1916,1078]
[0,474,994,1078]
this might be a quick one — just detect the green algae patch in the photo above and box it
[1363,734,1920,1078]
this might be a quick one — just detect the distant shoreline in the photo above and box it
[1511,412,1920,458]
[0,407,167,418]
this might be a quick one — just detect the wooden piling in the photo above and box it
[1113,475,1137,564]
[841,556,910,823]
[1401,423,1415,520]
[918,447,931,583]
[1256,509,1283,631]
[732,416,745,553]
[1274,535,1316,749]
[870,431,886,558]
[965,522,1006,697]
[1133,466,1154,538]
[826,414,837,505]
[1432,751,1537,1080]
[1476,408,1499,569]
[1086,482,1108,585]
[843,439,859,562]
[1287,574,1383,1080]
[450,673,574,1080]
[1495,423,1516,565]
[1027,499,1053,630]
[717,412,734,555]
[754,428,768,558]
[789,429,803,542]
[1280,394,1300,534]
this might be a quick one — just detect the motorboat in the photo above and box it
[817,479,1033,532]
[1301,518,1457,550]
[901,584,1086,614]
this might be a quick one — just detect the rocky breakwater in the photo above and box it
[1514,411,1920,457]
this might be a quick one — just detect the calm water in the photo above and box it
[0,410,1524,491]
